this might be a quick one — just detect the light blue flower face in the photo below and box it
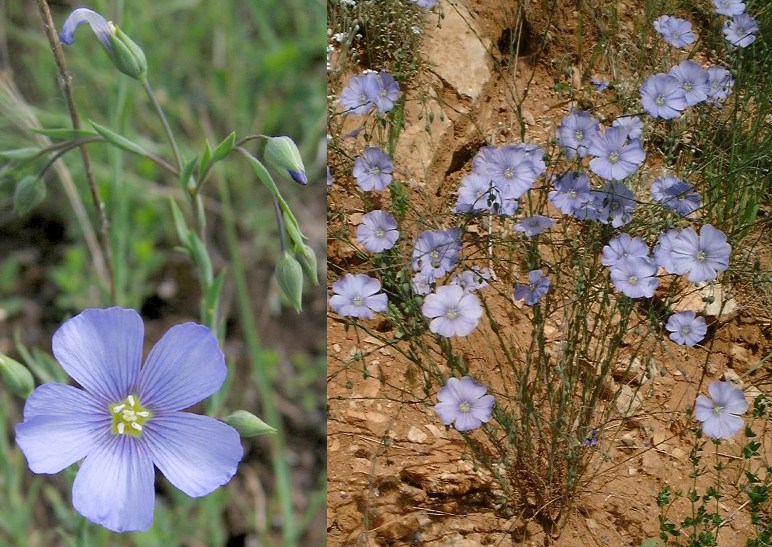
[15,307,243,533]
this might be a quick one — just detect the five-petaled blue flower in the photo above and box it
[15,307,243,533]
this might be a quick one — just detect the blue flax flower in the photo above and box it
[412,228,462,279]
[653,15,696,48]
[610,257,659,298]
[60,8,113,48]
[601,233,650,267]
[651,175,701,216]
[668,224,731,282]
[556,110,600,159]
[712,0,745,16]
[451,267,491,293]
[356,210,399,253]
[612,116,643,141]
[339,73,378,115]
[514,269,550,305]
[669,60,710,107]
[472,144,545,202]
[412,0,439,8]
[640,73,687,119]
[372,71,400,114]
[548,171,591,215]
[422,285,482,337]
[435,376,494,432]
[454,172,507,215]
[706,66,734,105]
[15,308,242,533]
[694,381,747,440]
[353,147,393,192]
[723,14,758,48]
[653,229,679,271]
[588,126,645,181]
[329,273,388,319]
[666,311,707,347]
[588,181,638,228]
[514,215,554,237]
[591,78,609,92]
[411,271,435,296]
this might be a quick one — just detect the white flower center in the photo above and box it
[110,394,151,437]
[352,295,364,306]
[655,96,665,106]
[445,308,458,320]
[375,228,385,238]
[504,167,513,179]
[627,275,638,286]
[608,152,619,164]
[574,130,584,141]
[695,251,706,263]
[458,400,471,413]
[370,166,381,176]
[680,325,691,335]
[712,404,724,416]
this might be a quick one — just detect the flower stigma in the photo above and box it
[109,394,152,437]
[458,400,471,413]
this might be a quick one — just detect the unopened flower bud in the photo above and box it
[0,354,34,398]
[295,244,319,285]
[275,251,304,312]
[221,410,276,437]
[265,136,307,185]
[60,8,147,81]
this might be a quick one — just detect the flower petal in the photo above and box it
[72,435,155,532]
[143,412,242,497]
[52,307,143,403]
[138,323,226,411]
[60,8,113,49]
[15,384,110,474]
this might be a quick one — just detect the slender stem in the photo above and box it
[141,79,184,172]
[218,175,296,547]
[36,0,115,304]
[273,196,287,252]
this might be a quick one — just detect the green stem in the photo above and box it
[218,175,296,546]
[141,79,184,172]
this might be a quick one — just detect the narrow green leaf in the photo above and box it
[14,176,46,215]
[168,199,190,248]
[221,410,276,437]
[187,232,213,285]
[90,120,148,156]
[0,147,41,160]
[205,269,227,312]
[31,127,98,139]
[180,157,198,194]
[211,132,236,163]
[198,141,212,176]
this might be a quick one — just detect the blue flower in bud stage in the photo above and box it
[548,171,591,215]
[264,136,307,185]
[712,0,745,16]
[353,147,393,192]
[651,175,701,216]
[15,308,242,533]
[588,126,645,181]
[609,257,659,298]
[329,273,388,319]
[612,116,643,141]
[723,14,758,48]
[411,228,462,279]
[667,224,731,282]
[451,267,491,294]
[422,285,482,337]
[653,15,696,48]
[556,110,600,159]
[356,210,400,253]
[60,8,147,81]
[706,66,734,105]
[435,376,494,432]
[514,215,554,237]
[514,269,550,305]
[666,311,708,347]
[601,233,650,267]
[339,73,378,115]
[695,381,748,440]
[669,60,710,107]
[583,428,599,447]
[640,73,687,120]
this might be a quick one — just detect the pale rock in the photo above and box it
[722,369,743,388]
[615,385,643,417]
[407,426,429,443]
[360,377,381,398]
[332,343,341,353]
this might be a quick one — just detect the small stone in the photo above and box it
[332,343,341,353]
[627,467,638,476]
[407,426,428,443]
[722,369,743,388]
[615,385,643,417]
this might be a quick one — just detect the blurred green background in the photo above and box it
[0,0,326,545]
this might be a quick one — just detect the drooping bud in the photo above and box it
[221,410,276,437]
[264,136,307,185]
[275,251,304,312]
[0,354,35,398]
[60,8,147,81]
[295,244,319,285]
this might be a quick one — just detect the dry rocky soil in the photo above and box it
[328,1,771,545]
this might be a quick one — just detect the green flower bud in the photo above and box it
[264,136,307,185]
[275,251,304,312]
[295,244,319,285]
[0,354,35,398]
[221,410,276,437]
